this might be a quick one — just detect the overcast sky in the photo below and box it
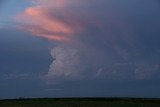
[0,0,160,99]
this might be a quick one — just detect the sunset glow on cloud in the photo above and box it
[15,0,160,84]
[17,0,82,42]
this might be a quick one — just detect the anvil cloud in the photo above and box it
[16,0,160,84]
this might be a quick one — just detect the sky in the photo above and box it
[0,0,160,99]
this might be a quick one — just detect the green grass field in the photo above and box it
[0,98,160,107]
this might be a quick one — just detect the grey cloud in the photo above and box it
[16,0,160,84]
[47,0,160,83]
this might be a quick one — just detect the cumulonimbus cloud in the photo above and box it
[16,0,160,84]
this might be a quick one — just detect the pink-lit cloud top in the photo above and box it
[16,0,132,42]
[16,0,84,42]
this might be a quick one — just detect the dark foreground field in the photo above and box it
[0,98,160,107]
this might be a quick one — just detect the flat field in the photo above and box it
[0,98,160,107]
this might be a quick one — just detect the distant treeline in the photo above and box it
[1,97,160,101]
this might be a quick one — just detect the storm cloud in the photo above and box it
[16,0,160,84]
